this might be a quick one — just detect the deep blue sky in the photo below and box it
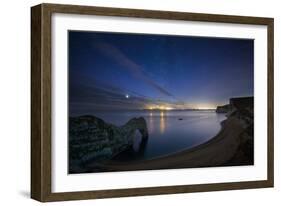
[69,31,253,114]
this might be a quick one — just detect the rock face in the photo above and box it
[229,97,253,124]
[216,104,230,113]
[216,97,253,115]
[69,115,148,173]
[221,96,254,165]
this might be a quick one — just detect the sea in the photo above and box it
[89,110,226,161]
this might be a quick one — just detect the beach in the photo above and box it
[69,97,254,173]
[98,116,250,172]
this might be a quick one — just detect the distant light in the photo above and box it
[147,105,173,110]
[125,94,130,99]
[197,104,216,110]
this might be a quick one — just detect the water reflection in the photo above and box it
[148,111,167,134]
[160,111,166,134]
[94,110,226,160]
[149,112,154,133]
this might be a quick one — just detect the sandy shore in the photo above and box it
[101,117,246,172]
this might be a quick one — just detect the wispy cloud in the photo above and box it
[69,74,190,115]
[69,75,150,114]
[69,79,198,116]
[93,42,174,97]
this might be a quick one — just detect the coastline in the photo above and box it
[94,116,250,172]
[69,97,254,173]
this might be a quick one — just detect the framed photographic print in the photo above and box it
[31,3,274,202]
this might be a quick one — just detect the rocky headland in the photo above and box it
[69,115,148,173]
[98,96,254,172]
[216,104,230,113]
[217,96,254,165]
[69,96,254,173]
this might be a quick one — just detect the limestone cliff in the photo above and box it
[216,97,254,165]
[216,104,230,113]
[69,115,148,173]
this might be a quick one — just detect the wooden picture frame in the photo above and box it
[31,3,274,202]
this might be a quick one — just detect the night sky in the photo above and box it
[68,31,253,115]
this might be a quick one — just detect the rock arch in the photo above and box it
[69,115,149,173]
[121,117,149,143]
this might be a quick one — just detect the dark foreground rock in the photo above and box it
[69,115,148,173]
[223,97,254,165]
[216,96,254,165]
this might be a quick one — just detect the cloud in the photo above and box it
[69,74,187,115]
[69,78,153,114]
[93,42,174,97]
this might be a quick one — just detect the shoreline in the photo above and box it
[87,116,249,172]
[69,96,254,174]
[143,119,227,161]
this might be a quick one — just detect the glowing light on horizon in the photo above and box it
[125,94,130,99]
[198,107,215,110]
[147,105,174,111]
[146,103,217,110]
[196,104,216,110]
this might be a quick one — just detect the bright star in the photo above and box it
[125,94,129,99]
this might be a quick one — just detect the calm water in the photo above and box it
[92,110,226,160]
